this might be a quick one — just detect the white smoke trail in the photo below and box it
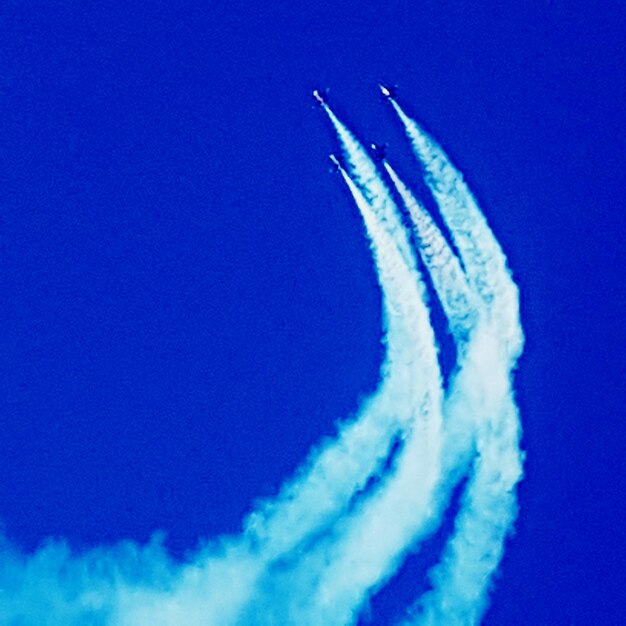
[387,99,524,625]
[382,158,518,626]
[283,165,443,626]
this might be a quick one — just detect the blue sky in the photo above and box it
[1,1,624,623]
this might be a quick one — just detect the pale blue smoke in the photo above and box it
[0,91,524,626]
[387,100,524,625]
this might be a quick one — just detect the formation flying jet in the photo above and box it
[313,89,328,105]
[379,84,397,99]
[329,154,341,170]
[370,142,387,161]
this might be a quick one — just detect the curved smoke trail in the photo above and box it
[387,100,524,625]
[0,90,524,626]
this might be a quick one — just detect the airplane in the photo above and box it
[378,83,397,99]
[329,154,341,170]
[313,88,328,105]
[370,142,387,161]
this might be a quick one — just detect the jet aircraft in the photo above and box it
[313,89,328,105]
[379,84,397,99]
[370,142,388,161]
[329,154,341,170]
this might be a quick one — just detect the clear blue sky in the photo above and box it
[1,1,624,623]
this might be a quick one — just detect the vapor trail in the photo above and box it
[386,99,524,625]
[278,164,443,626]
[379,161,513,626]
